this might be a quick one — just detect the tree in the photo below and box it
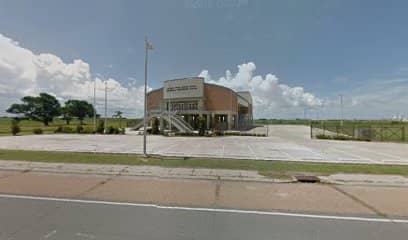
[113,111,123,128]
[7,93,61,126]
[60,106,73,125]
[64,100,95,125]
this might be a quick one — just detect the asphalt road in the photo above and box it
[1,196,407,240]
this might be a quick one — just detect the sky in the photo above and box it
[1,0,408,119]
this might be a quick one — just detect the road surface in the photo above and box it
[1,195,407,240]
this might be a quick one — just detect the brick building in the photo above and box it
[146,77,253,132]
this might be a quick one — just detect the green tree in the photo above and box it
[7,93,61,126]
[60,106,73,125]
[64,100,95,125]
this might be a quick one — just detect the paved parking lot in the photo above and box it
[0,125,407,165]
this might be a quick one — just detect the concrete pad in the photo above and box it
[0,172,108,197]
[0,125,407,164]
[321,174,408,187]
[217,182,374,215]
[82,176,216,206]
[338,185,408,217]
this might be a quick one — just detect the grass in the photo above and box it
[1,149,408,177]
[0,117,141,136]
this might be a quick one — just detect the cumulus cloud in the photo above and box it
[198,62,323,118]
[0,34,146,117]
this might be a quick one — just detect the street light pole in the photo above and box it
[93,78,96,131]
[339,94,343,126]
[143,37,153,157]
[104,81,108,133]
[168,86,172,131]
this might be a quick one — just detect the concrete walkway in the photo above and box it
[0,160,286,182]
[0,125,407,164]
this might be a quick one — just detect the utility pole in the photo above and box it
[93,78,96,131]
[168,86,172,131]
[339,94,343,126]
[143,36,153,157]
[104,81,108,133]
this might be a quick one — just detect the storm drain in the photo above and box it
[295,175,320,183]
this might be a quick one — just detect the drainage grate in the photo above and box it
[295,175,320,183]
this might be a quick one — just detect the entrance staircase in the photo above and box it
[132,111,193,133]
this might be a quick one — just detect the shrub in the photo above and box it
[151,117,160,134]
[316,134,331,139]
[54,126,63,133]
[119,128,126,134]
[10,120,21,136]
[32,128,43,134]
[106,126,120,134]
[332,135,348,140]
[198,116,206,136]
[76,125,84,133]
[62,126,74,133]
[82,127,96,134]
[96,120,105,134]
[175,132,197,136]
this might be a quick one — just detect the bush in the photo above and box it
[82,127,96,134]
[76,125,84,133]
[175,132,197,136]
[54,126,63,133]
[316,134,371,142]
[62,126,74,133]
[32,128,43,134]
[151,117,160,134]
[198,116,206,136]
[106,126,120,134]
[96,120,105,134]
[316,134,331,139]
[10,120,21,136]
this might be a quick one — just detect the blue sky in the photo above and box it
[1,0,408,119]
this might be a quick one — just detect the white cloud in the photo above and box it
[198,62,323,118]
[337,79,408,119]
[0,34,147,117]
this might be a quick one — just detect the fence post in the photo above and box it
[402,126,406,142]
[336,126,339,136]
[310,123,313,139]
[380,126,384,141]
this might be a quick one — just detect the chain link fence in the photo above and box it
[311,122,407,142]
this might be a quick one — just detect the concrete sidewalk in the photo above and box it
[0,160,288,182]
[0,168,408,219]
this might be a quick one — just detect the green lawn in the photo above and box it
[0,117,141,136]
[1,150,408,177]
